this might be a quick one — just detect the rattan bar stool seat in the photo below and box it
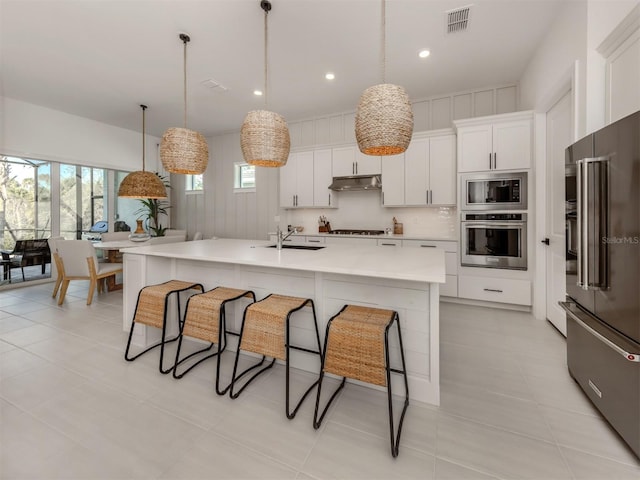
[125,280,204,374]
[313,304,409,457]
[230,294,323,419]
[173,286,256,395]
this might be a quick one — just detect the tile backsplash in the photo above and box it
[281,190,458,240]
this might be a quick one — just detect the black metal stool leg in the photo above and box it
[285,299,323,419]
[385,312,410,458]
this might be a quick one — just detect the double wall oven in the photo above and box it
[460,172,528,270]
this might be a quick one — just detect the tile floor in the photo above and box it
[1,281,639,479]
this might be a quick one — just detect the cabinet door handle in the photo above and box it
[489,153,492,170]
[328,193,331,206]
[430,190,433,204]
[493,153,497,170]
[483,288,503,293]
[380,243,397,246]
[420,245,436,248]
[382,192,385,205]
[426,191,429,204]
[308,239,321,243]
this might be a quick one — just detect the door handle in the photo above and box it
[541,238,550,245]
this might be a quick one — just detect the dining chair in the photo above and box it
[56,240,123,305]
[47,236,65,298]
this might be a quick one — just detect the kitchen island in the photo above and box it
[121,238,445,405]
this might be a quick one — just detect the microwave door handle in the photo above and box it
[463,222,525,228]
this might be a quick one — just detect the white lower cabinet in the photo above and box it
[458,275,531,306]
[403,239,458,297]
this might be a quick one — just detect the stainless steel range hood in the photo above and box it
[328,175,382,191]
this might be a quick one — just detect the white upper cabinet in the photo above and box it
[428,134,457,205]
[382,132,456,207]
[279,151,314,208]
[455,111,532,173]
[381,153,405,206]
[313,149,335,207]
[279,149,336,208]
[332,146,381,176]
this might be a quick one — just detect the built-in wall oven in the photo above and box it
[461,212,527,270]
[461,171,527,210]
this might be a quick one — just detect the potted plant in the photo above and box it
[134,173,171,237]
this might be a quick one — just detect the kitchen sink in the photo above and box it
[266,244,325,250]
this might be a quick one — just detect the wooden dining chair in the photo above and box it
[46,236,65,298]
[56,240,123,305]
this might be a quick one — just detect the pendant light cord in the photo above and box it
[183,37,188,128]
[264,7,269,108]
[381,0,386,84]
[141,105,147,171]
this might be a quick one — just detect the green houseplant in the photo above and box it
[134,173,171,237]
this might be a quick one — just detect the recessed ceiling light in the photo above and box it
[418,49,431,58]
[325,72,335,80]
[253,90,263,96]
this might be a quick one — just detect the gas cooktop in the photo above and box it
[329,229,385,236]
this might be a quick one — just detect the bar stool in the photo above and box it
[229,294,322,419]
[124,280,204,374]
[173,286,256,395]
[313,305,409,457]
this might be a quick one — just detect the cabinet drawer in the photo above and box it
[441,274,458,297]
[458,275,531,305]
[305,236,326,244]
[403,239,457,252]
[377,239,402,247]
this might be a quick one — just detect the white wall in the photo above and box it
[519,1,588,136]
[183,84,517,241]
[1,96,161,171]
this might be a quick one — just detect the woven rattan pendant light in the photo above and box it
[355,0,413,156]
[118,105,167,199]
[240,0,290,168]
[160,34,209,174]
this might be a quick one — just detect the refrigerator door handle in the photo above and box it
[560,302,640,362]
[577,157,609,290]
[576,159,584,288]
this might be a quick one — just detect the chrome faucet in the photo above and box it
[276,225,297,250]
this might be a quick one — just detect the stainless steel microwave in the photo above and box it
[461,171,528,210]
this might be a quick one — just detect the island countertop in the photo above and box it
[119,238,446,284]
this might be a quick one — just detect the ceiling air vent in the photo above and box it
[446,5,471,33]
[201,78,228,93]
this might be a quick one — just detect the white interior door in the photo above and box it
[545,91,572,335]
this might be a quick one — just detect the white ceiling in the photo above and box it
[1,0,566,138]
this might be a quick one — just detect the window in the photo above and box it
[234,163,256,193]
[186,174,203,192]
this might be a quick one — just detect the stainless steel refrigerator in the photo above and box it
[562,110,640,459]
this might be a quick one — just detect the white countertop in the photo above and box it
[270,232,457,242]
[122,238,446,284]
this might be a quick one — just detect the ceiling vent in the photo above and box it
[446,5,471,33]
[201,79,228,93]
